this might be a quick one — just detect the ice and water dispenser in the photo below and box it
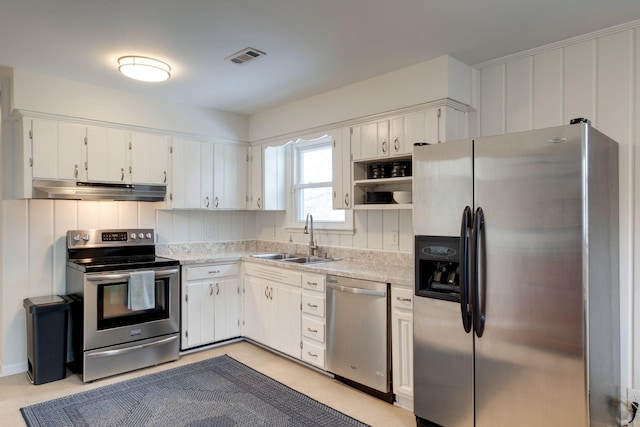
[415,236,461,301]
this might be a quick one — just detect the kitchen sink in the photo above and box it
[281,256,334,264]
[250,253,288,260]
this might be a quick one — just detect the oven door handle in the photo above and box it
[86,335,178,359]
[86,269,180,283]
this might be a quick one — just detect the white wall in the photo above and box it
[11,69,249,141]
[474,21,640,395]
[249,55,472,142]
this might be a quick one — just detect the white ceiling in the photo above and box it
[1,0,640,115]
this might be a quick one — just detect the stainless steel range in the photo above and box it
[66,228,180,382]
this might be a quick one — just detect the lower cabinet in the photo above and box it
[181,263,242,350]
[300,273,327,369]
[243,263,302,359]
[391,285,414,410]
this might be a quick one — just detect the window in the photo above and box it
[292,136,345,225]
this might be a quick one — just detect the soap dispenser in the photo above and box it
[287,235,295,257]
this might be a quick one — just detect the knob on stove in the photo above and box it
[130,233,137,240]
[82,234,90,241]
[138,232,144,239]
[145,232,152,239]
[73,234,81,242]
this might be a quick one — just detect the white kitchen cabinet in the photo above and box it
[130,131,170,185]
[200,142,214,209]
[351,120,387,161]
[181,263,242,350]
[248,144,286,211]
[300,272,326,369]
[169,138,205,209]
[213,143,248,210]
[332,127,352,209]
[389,116,411,156]
[391,285,414,410]
[86,127,130,183]
[243,263,302,359]
[28,118,86,181]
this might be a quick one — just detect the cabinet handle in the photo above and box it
[345,193,349,207]
[306,281,318,287]
[307,327,318,334]
[381,140,387,153]
[307,303,318,309]
[394,137,400,152]
[396,297,412,302]
[208,270,220,275]
[216,283,220,295]
[163,171,167,183]
[265,287,269,299]
[215,197,219,208]
[269,287,273,300]
[307,351,318,358]
[74,164,79,178]
[257,197,262,209]
[205,197,210,208]
[209,284,213,296]
[121,168,125,181]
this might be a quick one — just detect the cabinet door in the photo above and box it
[263,145,286,210]
[376,120,390,158]
[57,122,87,181]
[213,143,226,209]
[391,286,414,407]
[31,118,58,179]
[390,116,409,156]
[131,132,169,185]
[356,122,378,160]
[404,111,427,147]
[243,276,264,342]
[87,127,130,183]
[332,127,353,209]
[185,281,204,348]
[214,277,241,341]
[200,143,214,209]
[425,108,442,145]
[249,145,263,210]
[170,138,201,209]
[274,283,302,359]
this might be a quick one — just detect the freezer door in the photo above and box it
[473,125,588,426]
[413,140,473,236]
[414,296,473,427]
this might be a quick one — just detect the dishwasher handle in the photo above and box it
[327,281,386,297]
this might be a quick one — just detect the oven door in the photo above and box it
[83,266,180,350]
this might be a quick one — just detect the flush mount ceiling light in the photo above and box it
[118,56,171,82]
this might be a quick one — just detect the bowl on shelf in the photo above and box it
[393,191,412,204]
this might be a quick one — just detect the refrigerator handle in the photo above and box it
[472,207,486,337]
[459,206,472,333]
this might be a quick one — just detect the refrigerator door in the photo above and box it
[413,140,473,427]
[473,125,587,426]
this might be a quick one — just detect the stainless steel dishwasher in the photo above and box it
[326,275,392,402]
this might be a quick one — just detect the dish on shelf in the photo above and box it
[365,191,393,204]
[393,191,412,204]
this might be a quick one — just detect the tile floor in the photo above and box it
[0,341,414,426]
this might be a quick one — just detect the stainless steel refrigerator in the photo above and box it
[412,119,620,427]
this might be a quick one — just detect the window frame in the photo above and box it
[287,133,353,232]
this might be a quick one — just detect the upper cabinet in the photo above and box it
[130,132,170,185]
[351,106,467,210]
[332,127,351,210]
[29,118,86,181]
[86,126,130,183]
[247,144,286,211]
[170,140,249,210]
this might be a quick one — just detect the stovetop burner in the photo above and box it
[66,228,179,273]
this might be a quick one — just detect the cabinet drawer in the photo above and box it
[186,263,239,280]
[244,262,302,287]
[302,292,325,318]
[301,340,325,369]
[302,316,325,343]
[392,286,413,310]
[302,273,326,292]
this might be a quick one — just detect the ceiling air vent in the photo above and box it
[225,47,266,64]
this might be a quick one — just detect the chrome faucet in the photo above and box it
[304,213,318,256]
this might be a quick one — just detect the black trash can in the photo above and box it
[23,295,71,385]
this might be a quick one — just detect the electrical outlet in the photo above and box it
[629,388,640,404]
[391,231,398,246]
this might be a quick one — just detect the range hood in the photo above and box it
[32,179,166,202]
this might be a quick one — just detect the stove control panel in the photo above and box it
[67,229,155,248]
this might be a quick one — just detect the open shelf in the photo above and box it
[353,203,413,210]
